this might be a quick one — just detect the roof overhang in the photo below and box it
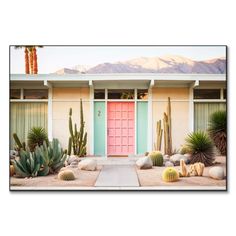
[10,73,226,89]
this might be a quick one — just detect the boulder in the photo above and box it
[78,159,97,171]
[209,166,225,180]
[136,156,153,169]
[67,155,79,165]
[170,154,189,166]
[165,161,174,167]
[163,154,170,164]
[70,161,79,168]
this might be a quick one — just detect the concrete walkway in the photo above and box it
[95,165,140,187]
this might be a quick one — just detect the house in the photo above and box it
[10,73,226,156]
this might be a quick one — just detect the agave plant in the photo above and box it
[27,127,49,151]
[185,131,215,166]
[208,110,227,155]
[37,139,67,174]
[11,148,42,178]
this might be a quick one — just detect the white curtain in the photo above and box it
[194,102,226,131]
[10,102,48,149]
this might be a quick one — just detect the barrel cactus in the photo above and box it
[162,167,179,182]
[58,170,75,181]
[148,151,163,166]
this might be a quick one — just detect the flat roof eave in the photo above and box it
[10,73,226,83]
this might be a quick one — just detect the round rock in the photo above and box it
[136,156,153,169]
[165,161,174,167]
[209,166,225,180]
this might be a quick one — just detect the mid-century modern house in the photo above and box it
[10,73,226,156]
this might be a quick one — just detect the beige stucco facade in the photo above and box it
[152,87,190,152]
[52,88,91,152]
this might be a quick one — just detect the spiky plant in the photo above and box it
[208,110,227,155]
[185,131,215,166]
[27,127,49,151]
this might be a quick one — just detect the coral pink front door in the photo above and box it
[107,102,135,155]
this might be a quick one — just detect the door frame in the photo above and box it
[92,87,150,157]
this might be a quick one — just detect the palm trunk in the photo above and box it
[33,47,38,74]
[29,49,34,74]
[24,48,30,74]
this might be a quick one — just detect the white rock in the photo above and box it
[70,161,79,168]
[165,161,174,167]
[136,156,153,169]
[209,166,225,180]
[78,159,97,171]
[170,154,189,165]
[67,155,79,165]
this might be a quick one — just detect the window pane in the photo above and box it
[194,102,226,131]
[94,89,105,99]
[10,102,48,148]
[10,89,21,99]
[108,89,134,99]
[223,89,227,99]
[194,89,220,99]
[24,89,48,99]
[137,89,148,100]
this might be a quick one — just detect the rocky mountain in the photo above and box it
[54,55,226,74]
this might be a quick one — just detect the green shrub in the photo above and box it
[208,110,227,155]
[27,127,49,151]
[185,131,214,166]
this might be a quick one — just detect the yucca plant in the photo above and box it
[27,127,49,151]
[208,110,227,155]
[185,131,215,166]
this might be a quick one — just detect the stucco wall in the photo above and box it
[152,87,190,153]
[52,88,91,153]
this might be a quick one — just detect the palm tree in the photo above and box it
[14,45,43,74]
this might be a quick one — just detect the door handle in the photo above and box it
[107,129,109,135]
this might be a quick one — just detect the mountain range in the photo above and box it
[54,55,226,74]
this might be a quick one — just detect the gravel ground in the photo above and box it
[136,156,226,187]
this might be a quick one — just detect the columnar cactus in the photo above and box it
[68,99,87,157]
[163,97,172,155]
[162,167,179,182]
[148,151,163,166]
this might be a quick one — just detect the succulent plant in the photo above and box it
[68,99,87,157]
[58,170,75,181]
[162,167,179,182]
[37,139,67,174]
[12,149,41,178]
[27,127,49,151]
[179,159,190,177]
[189,162,205,176]
[13,133,26,151]
[208,110,227,155]
[179,145,191,155]
[185,131,215,167]
[148,151,163,166]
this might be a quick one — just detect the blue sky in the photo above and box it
[10,46,226,74]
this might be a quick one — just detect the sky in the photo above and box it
[10,46,226,74]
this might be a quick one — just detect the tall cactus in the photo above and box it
[68,99,87,157]
[13,133,26,151]
[155,120,163,151]
[163,97,172,155]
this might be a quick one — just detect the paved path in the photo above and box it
[95,165,140,187]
